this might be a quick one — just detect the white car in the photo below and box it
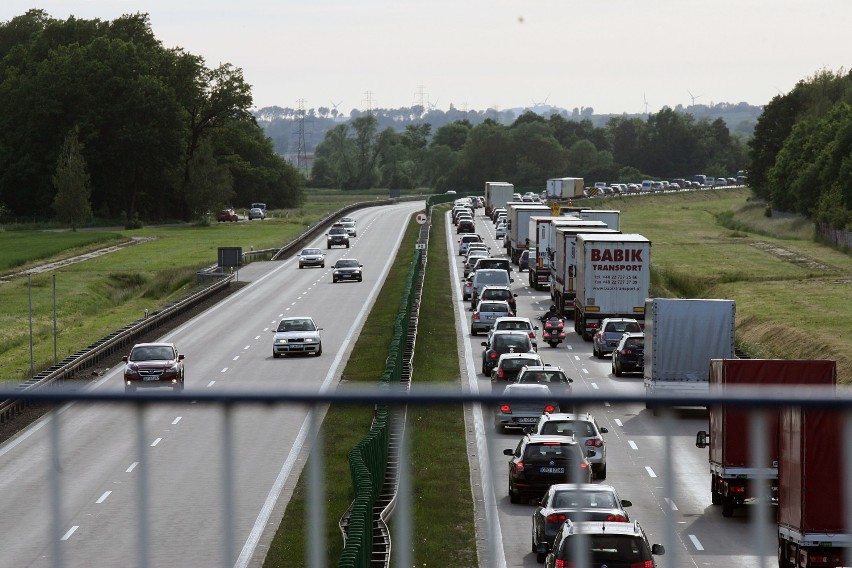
[529,412,609,479]
[271,317,323,357]
[298,248,325,269]
[495,223,508,239]
[339,219,357,237]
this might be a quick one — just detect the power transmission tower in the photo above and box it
[295,98,308,174]
[362,91,375,115]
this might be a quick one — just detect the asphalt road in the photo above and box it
[0,200,424,568]
[449,207,778,568]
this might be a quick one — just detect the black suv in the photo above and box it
[612,332,644,376]
[503,434,592,504]
[544,520,665,567]
[326,224,350,249]
[481,330,534,375]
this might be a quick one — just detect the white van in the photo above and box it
[641,180,654,192]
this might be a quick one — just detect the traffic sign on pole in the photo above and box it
[416,212,428,225]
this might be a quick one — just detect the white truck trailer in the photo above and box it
[577,209,621,231]
[643,298,736,409]
[484,182,514,217]
[549,223,616,315]
[506,203,551,264]
[545,177,585,201]
[573,233,651,339]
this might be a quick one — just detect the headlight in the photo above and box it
[304,338,315,343]
[277,339,288,344]
[125,367,139,377]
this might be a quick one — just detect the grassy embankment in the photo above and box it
[264,206,477,567]
[587,188,852,381]
[0,188,419,383]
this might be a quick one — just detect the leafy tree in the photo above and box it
[350,114,380,188]
[52,127,92,230]
[430,121,471,152]
[184,137,233,220]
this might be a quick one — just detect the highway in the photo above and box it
[0,200,424,568]
[449,206,777,567]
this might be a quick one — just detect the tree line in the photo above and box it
[748,69,852,230]
[0,10,303,226]
[308,108,749,192]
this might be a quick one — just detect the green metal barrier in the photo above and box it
[338,249,422,567]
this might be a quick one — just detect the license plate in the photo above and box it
[143,376,160,381]
[539,467,565,474]
[515,417,537,423]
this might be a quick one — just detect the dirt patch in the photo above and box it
[750,241,836,272]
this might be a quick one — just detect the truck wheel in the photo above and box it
[722,495,735,517]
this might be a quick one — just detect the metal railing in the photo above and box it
[0,388,849,568]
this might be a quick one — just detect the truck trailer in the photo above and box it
[545,177,585,201]
[695,359,836,518]
[506,203,551,264]
[484,182,514,217]
[643,299,735,407]
[573,233,650,339]
[549,223,615,314]
[577,209,621,231]
[778,404,848,567]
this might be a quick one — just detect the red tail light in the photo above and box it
[629,562,653,568]
[473,313,480,321]
[555,560,570,567]
[622,348,633,355]
[730,485,746,494]
[607,514,628,522]
[496,368,504,379]
[546,513,568,524]
[585,438,604,448]
[528,331,535,339]
[515,460,525,473]
[544,405,556,413]
[489,352,497,360]
[589,322,598,329]
[500,404,511,413]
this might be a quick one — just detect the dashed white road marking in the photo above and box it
[232,356,239,361]
[243,345,250,350]
[582,368,589,374]
[604,402,611,407]
[689,534,704,551]
[628,440,638,450]
[645,466,657,478]
[150,438,162,447]
[61,526,79,541]
[591,383,599,389]
[221,368,228,373]
[126,462,138,473]
[255,335,261,340]
[574,355,581,361]
[207,381,216,388]
[96,491,111,504]
[665,498,679,511]
[172,417,182,425]
[614,419,623,427]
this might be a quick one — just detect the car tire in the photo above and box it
[722,495,735,517]
[470,328,477,336]
[299,264,304,269]
[596,347,605,359]
[596,463,607,480]
[315,345,322,357]
[613,360,622,377]
[273,352,280,359]
[346,243,350,248]
[711,476,722,505]
[333,277,338,283]
[509,484,520,505]
[358,276,362,282]
[536,551,547,564]
[321,263,325,268]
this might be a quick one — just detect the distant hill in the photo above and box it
[255,101,763,157]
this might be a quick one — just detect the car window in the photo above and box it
[336,260,359,268]
[553,490,618,509]
[131,346,174,361]
[479,303,509,313]
[541,420,596,437]
[584,536,651,562]
[625,337,644,348]
[502,358,536,370]
[494,335,530,349]
[523,443,578,462]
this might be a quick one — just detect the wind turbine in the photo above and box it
[330,100,343,113]
[428,98,439,111]
[531,94,551,108]
[643,93,649,115]
[687,90,702,107]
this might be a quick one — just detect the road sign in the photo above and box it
[416,212,428,225]
[550,202,561,216]
[415,243,426,250]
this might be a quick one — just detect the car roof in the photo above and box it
[497,352,540,362]
[519,365,563,372]
[280,316,315,323]
[132,342,175,348]
[563,521,646,537]
[524,433,580,444]
[538,412,596,422]
[503,384,552,395]
[490,330,530,338]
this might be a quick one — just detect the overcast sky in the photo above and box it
[3,1,850,115]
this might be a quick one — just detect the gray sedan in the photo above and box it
[470,300,512,335]
[494,383,559,433]
[271,317,323,357]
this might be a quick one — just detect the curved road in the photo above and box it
[0,200,424,568]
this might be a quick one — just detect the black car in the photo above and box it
[490,352,543,391]
[481,330,535,375]
[477,285,518,313]
[503,435,593,504]
[544,520,665,568]
[612,332,644,376]
[332,259,363,282]
[457,219,475,234]
[532,483,633,563]
[326,224,350,249]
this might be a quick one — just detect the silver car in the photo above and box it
[494,383,559,433]
[298,248,325,269]
[470,300,512,335]
[271,317,323,357]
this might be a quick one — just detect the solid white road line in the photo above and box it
[150,438,162,447]
[172,417,182,425]
[96,491,111,504]
[645,466,657,478]
[664,497,678,511]
[628,440,638,450]
[126,462,138,473]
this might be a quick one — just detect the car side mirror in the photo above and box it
[178,354,185,361]
[599,427,608,434]
[696,430,709,448]
[651,544,665,555]
[621,499,633,507]
[481,342,488,347]
[503,449,514,456]
[121,355,128,362]
[317,327,324,331]
[586,449,596,457]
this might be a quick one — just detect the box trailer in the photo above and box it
[484,182,514,217]
[573,233,650,338]
[549,223,615,314]
[695,359,836,518]
[778,403,848,567]
[506,204,551,264]
[643,299,736,408]
[545,177,585,200]
[577,209,621,231]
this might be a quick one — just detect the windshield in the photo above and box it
[336,260,360,268]
[553,490,618,509]
[301,249,322,255]
[277,319,316,332]
[560,535,651,563]
[130,346,175,361]
[518,371,570,385]
[541,420,596,437]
